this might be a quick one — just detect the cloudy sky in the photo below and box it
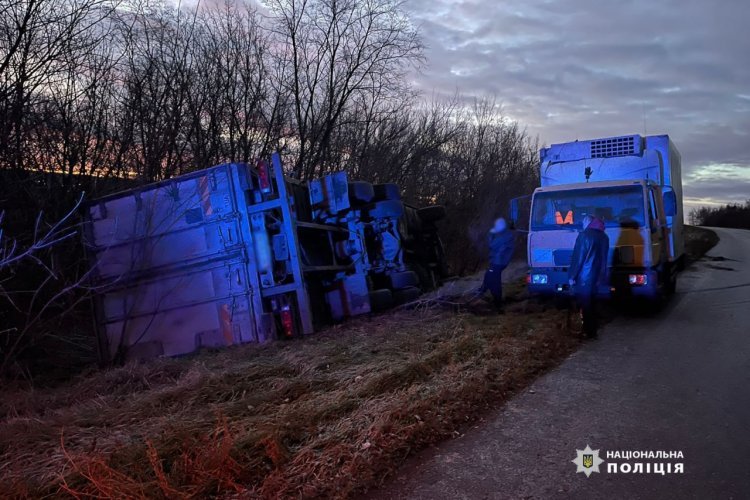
[404,0,750,213]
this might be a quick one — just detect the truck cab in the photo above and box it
[522,134,684,300]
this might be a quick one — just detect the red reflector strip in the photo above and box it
[198,175,213,216]
[257,160,271,193]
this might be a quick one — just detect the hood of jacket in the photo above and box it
[587,217,605,231]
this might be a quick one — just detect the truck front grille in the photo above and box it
[553,249,573,266]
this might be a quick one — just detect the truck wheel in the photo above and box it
[393,286,421,305]
[373,183,401,201]
[388,270,419,290]
[658,263,677,296]
[368,288,393,312]
[417,205,446,223]
[667,272,677,295]
[366,200,404,219]
[648,271,670,313]
[348,181,375,205]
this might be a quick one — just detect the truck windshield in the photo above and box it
[531,185,645,230]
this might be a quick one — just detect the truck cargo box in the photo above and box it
[84,164,274,362]
[539,134,683,260]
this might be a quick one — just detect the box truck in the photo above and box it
[83,154,447,362]
[512,134,684,301]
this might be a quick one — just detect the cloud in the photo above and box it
[683,163,750,213]
[407,0,750,208]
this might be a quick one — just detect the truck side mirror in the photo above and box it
[510,198,520,228]
[663,188,677,217]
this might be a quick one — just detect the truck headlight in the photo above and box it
[628,274,648,286]
[531,274,548,284]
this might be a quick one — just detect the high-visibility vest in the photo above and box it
[555,211,573,225]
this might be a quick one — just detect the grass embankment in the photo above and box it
[0,287,580,498]
[684,224,720,264]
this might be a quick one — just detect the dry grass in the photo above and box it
[0,284,581,499]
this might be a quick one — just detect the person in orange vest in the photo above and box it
[555,210,574,225]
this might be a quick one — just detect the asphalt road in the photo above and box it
[374,228,750,499]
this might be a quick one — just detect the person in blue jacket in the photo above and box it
[481,217,515,313]
[568,214,609,338]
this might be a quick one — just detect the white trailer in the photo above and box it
[514,134,684,300]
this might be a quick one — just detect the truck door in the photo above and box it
[648,187,665,265]
[510,195,532,231]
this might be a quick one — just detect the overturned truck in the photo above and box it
[83,154,447,362]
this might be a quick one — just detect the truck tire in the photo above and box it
[647,269,671,313]
[417,205,446,223]
[393,286,421,305]
[368,288,393,312]
[366,200,404,220]
[388,270,419,290]
[373,183,401,201]
[667,270,677,295]
[348,181,375,205]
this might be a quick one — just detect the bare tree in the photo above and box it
[0,195,93,375]
[269,0,423,179]
[185,1,280,168]
[0,0,118,171]
[114,0,201,181]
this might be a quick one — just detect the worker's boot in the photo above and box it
[582,312,598,339]
[495,300,505,315]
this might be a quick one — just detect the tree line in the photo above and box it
[0,0,539,377]
[689,201,750,229]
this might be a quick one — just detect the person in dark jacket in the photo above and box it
[568,215,609,338]
[481,217,514,313]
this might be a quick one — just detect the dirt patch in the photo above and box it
[0,288,580,499]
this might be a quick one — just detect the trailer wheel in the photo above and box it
[368,288,393,312]
[366,200,404,219]
[348,181,375,205]
[373,183,401,201]
[393,286,421,305]
[417,205,446,223]
[388,270,419,290]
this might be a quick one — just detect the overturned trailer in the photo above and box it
[83,154,447,362]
